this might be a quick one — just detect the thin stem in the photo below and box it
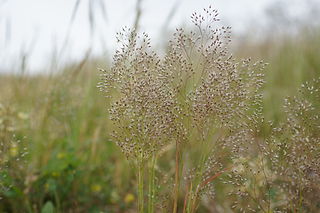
[183,183,190,213]
[186,183,193,213]
[138,161,144,213]
[173,141,180,213]
[188,139,209,212]
[148,154,156,213]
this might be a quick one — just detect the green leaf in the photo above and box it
[41,201,55,213]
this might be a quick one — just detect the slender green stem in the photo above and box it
[173,141,180,213]
[138,162,144,213]
[148,154,156,213]
[54,189,61,213]
[186,183,193,213]
[188,140,209,212]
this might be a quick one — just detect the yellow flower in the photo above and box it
[57,152,66,159]
[10,144,18,157]
[91,184,102,193]
[45,183,50,191]
[52,172,60,177]
[124,193,135,204]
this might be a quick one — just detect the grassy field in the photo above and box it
[0,7,320,213]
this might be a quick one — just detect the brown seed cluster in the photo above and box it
[99,28,177,161]
[99,7,265,160]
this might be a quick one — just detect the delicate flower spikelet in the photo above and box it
[162,7,266,156]
[161,7,266,208]
[99,28,177,161]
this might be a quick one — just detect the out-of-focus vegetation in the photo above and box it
[235,29,320,124]
[0,1,319,212]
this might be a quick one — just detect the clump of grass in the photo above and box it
[99,6,266,212]
[162,7,266,213]
[99,27,177,212]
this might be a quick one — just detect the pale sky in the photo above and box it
[0,0,313,73]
